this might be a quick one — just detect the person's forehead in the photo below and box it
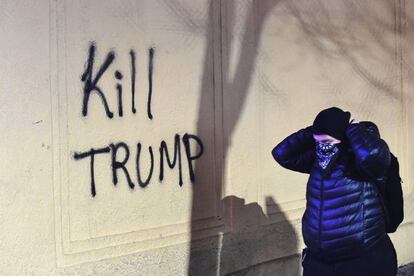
[312,134,337,141]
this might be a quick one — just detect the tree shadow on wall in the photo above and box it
[219,196,299,275]
[187,1,299,275]
[186,0,413,274]
[284,0,408,100]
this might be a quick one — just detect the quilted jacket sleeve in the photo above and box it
[346,121,391,180]
[271,126,316,174]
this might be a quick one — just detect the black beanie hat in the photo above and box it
[312,107,351,141]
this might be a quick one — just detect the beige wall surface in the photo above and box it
[0,0,413,275]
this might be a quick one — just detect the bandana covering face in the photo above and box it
[316,143,339,169]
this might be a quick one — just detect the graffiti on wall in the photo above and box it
[73,42,204,197]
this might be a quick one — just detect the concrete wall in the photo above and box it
[0,0,413,275]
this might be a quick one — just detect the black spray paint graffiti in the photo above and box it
[74,134,204,197]
[80,42,154,119]
[74,42,204,197]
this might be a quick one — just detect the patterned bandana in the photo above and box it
[316,143,339,169]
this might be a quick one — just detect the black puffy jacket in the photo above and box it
[272,121,391,262]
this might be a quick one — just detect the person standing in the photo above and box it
[272,106,398,276]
